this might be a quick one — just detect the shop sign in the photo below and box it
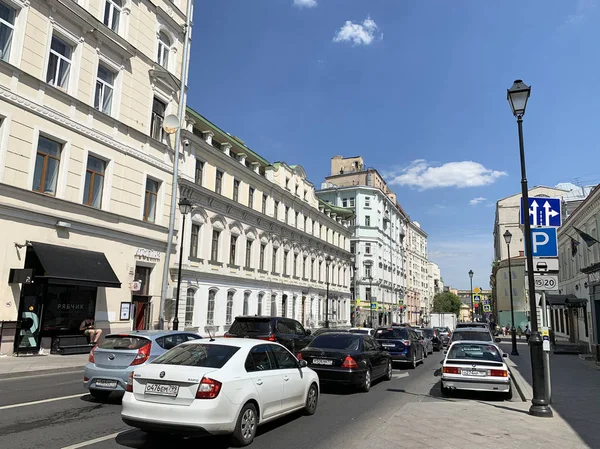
[588,270,600,285]
[131,280,142,292]
[135,248,161,261]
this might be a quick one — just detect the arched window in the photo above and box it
[270,294,277,317]
[157,31,170,68]
[226,291,234,324]
[243,291,250,316]
[257,293,264,316]
[292,296,297,319]
[207,289,216,325]
[185,288,195,327]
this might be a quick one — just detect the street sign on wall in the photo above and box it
[520,198,562,227]
[529,228,558,257]
[534,274,559,291]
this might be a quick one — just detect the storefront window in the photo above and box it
[41,285,97,333]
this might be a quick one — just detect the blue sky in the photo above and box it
[187,0,600,289]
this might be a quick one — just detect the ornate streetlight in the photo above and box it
[504,230,519,356]
[172,197,193,331]
[468,270,474,321]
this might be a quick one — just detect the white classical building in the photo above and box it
[167,108,354,335]
[406,221,429,325]
[427,261,443,303]
[0,0,190,354]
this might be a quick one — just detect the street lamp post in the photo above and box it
[504,230,519,356]
[172,198,193,331]
[468,270,474,321]
[325,255,332,328]
[507,79,552,417]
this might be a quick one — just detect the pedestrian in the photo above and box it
[80,316,102,344]
[363,320,367,328]
[517,326,523,340]
[506,324,510,336]
[525,325,531,342]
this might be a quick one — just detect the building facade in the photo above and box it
[427,261,443,302]
[167,109,354,335]
[406,221,428,325]
[0,0,189,354]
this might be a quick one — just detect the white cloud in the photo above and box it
[564,0,596,26]
[333,17,382,46]
[386,159,507,190]
[293,0,317,8]
[469,197,487,206]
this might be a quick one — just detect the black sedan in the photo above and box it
[297,332,392,392]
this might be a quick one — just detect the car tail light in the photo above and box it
[88,345,96,363]
[258,334,276,342]
[341,356,359,369]
[402,340,411,346]
[130,342,151,366]
[296,353,304,360]
[196,377,222,399]
[443,366,460,374]
[489,369,508,377]
[84,377,89,382]
[126,372,134,392]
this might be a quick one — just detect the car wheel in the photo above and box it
[424,348,428,358]
[304,383,318,415]
[384,360,393,381]
[89,389,111,400]
[360,368,372,392]
[502,388,513,401]
[231,403,258,447]
[410,352,417,369]
[440,382,451,397]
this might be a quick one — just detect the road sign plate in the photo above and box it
[529,228,558,257]
[520,198,562,227]
[473,295,481,302]
[534,274,559,291]
[526,257,559,273]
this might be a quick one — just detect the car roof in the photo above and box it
[105,330,196,339]
[448,340,500,348]
[180,337,283,350]
[349,327,374,331]
[453,327,490,332]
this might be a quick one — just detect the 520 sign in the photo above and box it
[534,275,558,291]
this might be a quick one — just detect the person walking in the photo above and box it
[525,325,531,342]
[517,326,523,340]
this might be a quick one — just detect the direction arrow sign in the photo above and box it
[534,274,559,291]
[520,198,562,227]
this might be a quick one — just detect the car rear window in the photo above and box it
[152,344,240,368]
[310,334,361,351]
[349,329,369,334]
[228,319,271,335]
[448,343,502,362]
[375,328,408,339]
[451,331,491,341]
[99,335,149,350]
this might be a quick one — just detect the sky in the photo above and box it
[187,0,600,290]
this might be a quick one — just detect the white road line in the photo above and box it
[61,431,123,449]
[393,372,409,379]
[0,393,84,410]
[0,370,82,382]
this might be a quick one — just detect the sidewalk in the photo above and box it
[498,339,600,449]
[0,353,88,378]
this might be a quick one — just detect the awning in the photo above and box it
[29,242,121,288]
[544,294,587,307]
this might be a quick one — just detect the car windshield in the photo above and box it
[451,331,491,342]
[375,328,408,339]
[448,343,502,362]
[99,335,149,350]
[152,344,240,368]
[228,319,271,334]
[310,334,361,351]
[349,329,369,334]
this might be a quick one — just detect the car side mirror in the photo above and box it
[502,353,508,358]
[495,338,502,343]
[305,329,312,336]
[298,359,308,368]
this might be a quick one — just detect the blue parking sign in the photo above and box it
[529,228,558,257]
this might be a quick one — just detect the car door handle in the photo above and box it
[255,379,263,385]
[283,376,289,381]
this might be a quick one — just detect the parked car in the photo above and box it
[297,332,392,392]
[311,327,350,337]
[84,330,201,399]
[225,316,313,353]
[434,327,452,346]
[441,341,511,400]
[374,326,425,369]
[122,338,319,446]
[449,327,500,345]
[423,328,443,351]
[348,327,376,337]
[456,322,489,330]
[414,329,433,356]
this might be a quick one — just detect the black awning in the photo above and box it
[29,242,121,288]
[544,294,587,307]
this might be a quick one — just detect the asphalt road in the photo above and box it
[0,351,512,449]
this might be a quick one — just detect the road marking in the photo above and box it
[0,393,84,410]
[393,372,409,379]
[61,431,123,449]
[0,370,82,382]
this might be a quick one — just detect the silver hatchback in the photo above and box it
[83,330,201,399]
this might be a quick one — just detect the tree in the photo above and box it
[432,292,462,317]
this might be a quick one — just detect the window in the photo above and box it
[157,31,170,68]
[262,194,267,214]
[143,178,159,222]
[207,289,216,325]
[215,170,223,195]
[274,201,279,219]
[319,261,323,282]
[293,254,298,277]
[349,197,355,207]
[248,187,255,208]
[303,256,307,278]
[304,216,308,232]
[150,98,165,141]
[211,230,220,261]
[245,345,274,372]
[0,2,15,62]
[259,244,266,270]
[311,258,315,279]
[243,292,250,316]
[272,247,277,273]
[285,206,289,223]
[245,240,252,268]
[270,294,277,316]
[233,179,240,202]
[320,225,323,238]
[190,224,199,258]
[342,198,348,207]
[283,250,289,275]
[33,136,62,196]
[195,159,203,185]
[365,243,372,254]
[83,155,105,208]
[46,35,72,90]
[285,177,290,190]
[365,197,371,207]
[271,344,298,369]
[94,65,115,114]
[185,288,194,327]
[257,293,263,316]
[365,215,371,226]
[103,0,121,32]
[226,291,234,324]
[229,235,237,265]
[350,242,355,254]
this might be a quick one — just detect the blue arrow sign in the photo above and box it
[520,198,561,227]
[529,228,558,257]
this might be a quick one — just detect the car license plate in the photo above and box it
[95,379,117,389]
[312,359,333,366]
[462,370,486,377]
[382,344,395,347]
[145,383,179,396]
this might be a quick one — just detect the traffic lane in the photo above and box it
[0,370,86,407]
[84,353,445,449]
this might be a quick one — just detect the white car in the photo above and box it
[440,340,512,400]
[348,327,376,337]
[122,338,319,446]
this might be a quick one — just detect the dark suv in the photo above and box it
[374,326,425,369]
[225,316,313,353]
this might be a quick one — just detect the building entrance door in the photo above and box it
[15,283,44,352]
[131,265,152,330]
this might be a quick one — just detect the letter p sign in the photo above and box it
[530,228,558,257]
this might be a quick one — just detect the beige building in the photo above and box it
[0,0,189,354]
[406,221,428,325]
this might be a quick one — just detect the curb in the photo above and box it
[0,366,84,380]
[509,368,527,402]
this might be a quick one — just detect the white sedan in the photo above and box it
[440,340,512,400]
[122,338,319,446]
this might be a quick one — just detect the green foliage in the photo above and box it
[432,291,462,317]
